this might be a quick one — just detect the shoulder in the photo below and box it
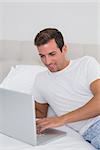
[74,56,99,66]
[81,56,99,67]
[34,70,48,84]
[76,56,96,62]
[33,70,48,93]
[71,56,99,73]
[81,56,98,62]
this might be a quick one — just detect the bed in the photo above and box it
[0,40,99,150]
[0,126,96,150]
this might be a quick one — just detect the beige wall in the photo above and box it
[0,3,99,44]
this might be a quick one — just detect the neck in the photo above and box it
[64,59,70,68]
[59,59,70,71]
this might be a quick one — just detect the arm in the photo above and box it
[37,79,100,133]
[61,79,100,122]
[35,101,49,118]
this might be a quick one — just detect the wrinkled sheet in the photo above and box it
[0,127,96,150]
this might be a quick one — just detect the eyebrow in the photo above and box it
[39,51,56,56]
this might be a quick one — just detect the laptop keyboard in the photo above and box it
[37,130,48,136]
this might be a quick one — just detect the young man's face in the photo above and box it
[37,39,68,72]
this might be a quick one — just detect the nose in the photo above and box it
[44,56,52,65]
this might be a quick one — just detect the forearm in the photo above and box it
[35,101,49,118]
[36,95,100,133]
[60,95,100,124]
[36,109,47,118]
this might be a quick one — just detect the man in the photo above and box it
[33,28,100,149]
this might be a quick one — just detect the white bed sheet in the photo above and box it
[0,65,97,150]
[0,126,96,150]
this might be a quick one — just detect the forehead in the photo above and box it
[37,39,60,54]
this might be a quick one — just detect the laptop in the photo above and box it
[0,88,66,146]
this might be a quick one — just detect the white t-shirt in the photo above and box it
[33,56,100,134]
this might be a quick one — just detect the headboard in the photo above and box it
[0,40,100,83]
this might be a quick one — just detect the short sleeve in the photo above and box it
[32,75,47,104]
[87,57,100,85]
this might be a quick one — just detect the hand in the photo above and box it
[36,116,65,134]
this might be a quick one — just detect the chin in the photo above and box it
[49,69,58,72]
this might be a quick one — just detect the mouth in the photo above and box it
[46,64,56,71]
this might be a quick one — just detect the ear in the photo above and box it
[62,44,67,54]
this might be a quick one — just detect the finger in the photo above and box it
[37,121,49,130]
[37,125,47,134]
[37,121,51,133]
[38,124,50,133]
[36,118,48,124]
[36,119,43,125]
[36,119,49,126]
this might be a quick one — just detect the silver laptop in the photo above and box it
[0,88,66,146]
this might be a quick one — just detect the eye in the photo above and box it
[39,55,44,58]
[49,52,56,56]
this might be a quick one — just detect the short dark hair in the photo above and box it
[34,28,64,52]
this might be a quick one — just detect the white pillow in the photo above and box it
[0,65,47,94]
